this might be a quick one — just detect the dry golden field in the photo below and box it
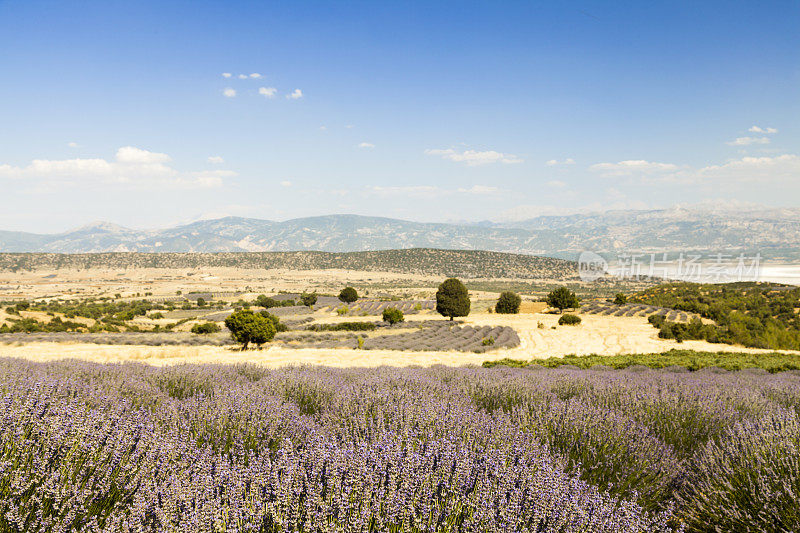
[1,265,797,367]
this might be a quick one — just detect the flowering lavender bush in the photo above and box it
[1,359,798,531]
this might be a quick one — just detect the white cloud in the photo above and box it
[749,125,778,134]
[222,72,232,78]
[457,185,499,194]
[287,89,303,100]
[319,126,327,131]
[238,74,248,79]
[425,148,523,166]
[696,154,800,183]
[345,124,354,129]
[590,160,679,177]
[280,180,292,187]
[358,142,375,149]
[590,153,800,185]
[67,142,79,148]
[223,87,236,98]
[546,180,567,188]
[727,136,770,146]
[249,73,262,79]
[207,156,224,164]
[545,158,575,166]
[116,146,170,164]
[258,86,277,98]
[0,147,233,190]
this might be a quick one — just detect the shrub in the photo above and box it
[614,293,627,305]
[301,293,318,307]
[196,297,207,307]
[336,306,348,316]
[547,287,580,311]
[482,336,495,346]
[382,307,404,325]
[558,314,582,326]
[648,314,666,327]
[495,291,522,314]
[339,287,358,304]
[191,322,221,334]
[224,310,276,350]
[150,312,165,320]
[436,278,470,321]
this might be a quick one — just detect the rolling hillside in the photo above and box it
[0,249,578,279]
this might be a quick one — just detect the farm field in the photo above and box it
[1,310,791,368]
[2,358,798,532]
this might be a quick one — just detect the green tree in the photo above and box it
[224,310,276,350]
[196,297,207,307]
[547,287,580,312]
[382,307,404,325]
[436,278,470,321]
[301,293,318,307]
[614,293,627,305]
[495,291,522,314]
[339,287,358,303]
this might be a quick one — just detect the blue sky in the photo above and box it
[0,0,798,232]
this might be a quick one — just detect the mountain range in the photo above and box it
[1,206,799,260]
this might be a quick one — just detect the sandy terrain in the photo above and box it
[1,310,794,368]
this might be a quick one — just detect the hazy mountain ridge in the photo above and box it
[1,208,799,258]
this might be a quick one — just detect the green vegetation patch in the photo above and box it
[483,349,800,373]
[632,281,800,350]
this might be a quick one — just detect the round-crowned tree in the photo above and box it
[382,307,404,325]
[301,293,318,307]
[224,309,276,350]
[614,293,628,305]
[436,278,470,321]
[547,287,580,312]
[339,287,358,304]
[495,291,522,314]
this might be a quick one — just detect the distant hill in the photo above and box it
[1,207,798,259]
[0,249,578,280]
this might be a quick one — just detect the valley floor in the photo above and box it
[1,312,794,367]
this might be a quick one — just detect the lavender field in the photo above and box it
[2,359,799,532]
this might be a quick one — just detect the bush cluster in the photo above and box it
[191,322,221,334]
[558,313,582,326]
